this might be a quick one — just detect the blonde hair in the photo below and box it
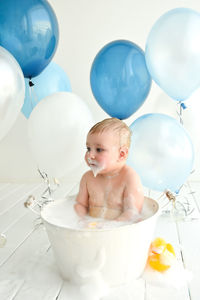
[88,118,132,148]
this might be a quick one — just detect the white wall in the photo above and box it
[0,0,200,183]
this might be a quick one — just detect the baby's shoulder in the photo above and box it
[82,170,94,180]
[123,165,140,180]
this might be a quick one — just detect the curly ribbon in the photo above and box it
[0,233,7,248]
[24,169,60,217]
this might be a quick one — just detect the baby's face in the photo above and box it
[85,131,121,176]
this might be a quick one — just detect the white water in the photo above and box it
[41,196,155,230]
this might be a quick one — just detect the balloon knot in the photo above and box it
[165,190,176,202]
[29,79,34,87]
[180,103,187,110]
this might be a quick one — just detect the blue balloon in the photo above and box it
[0,0,59,78]
[127,113,194,192]
[145,8,200,101]
[22,62,72,118]
[90,40,151,120]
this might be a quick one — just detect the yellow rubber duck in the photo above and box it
[147,237,176,272]
[88,222,98,229]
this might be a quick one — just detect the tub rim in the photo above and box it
[41,196,160,233]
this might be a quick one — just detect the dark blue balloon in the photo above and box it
[90,40,151,119]
[0,0,59,78]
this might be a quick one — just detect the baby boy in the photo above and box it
[74,118,144,221]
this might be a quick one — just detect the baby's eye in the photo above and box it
[96,148,104,153]
[86,147,91,152]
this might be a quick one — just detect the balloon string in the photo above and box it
[24,170,60,217]
[28,78,38,111]
[177,101,183,125]
[37,168,60,201]
[160,184,199,221]
[160,100,198,221]
[176,100,195,176]
[176,101,187,125]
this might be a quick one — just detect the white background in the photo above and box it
[0,0,200,183]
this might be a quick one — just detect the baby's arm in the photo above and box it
[74,173,89,217]
[116,168,144,222]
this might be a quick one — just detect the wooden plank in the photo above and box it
[0,182,76,266]
[0,181,78,235]
[0,183,40,212]
[0,226,50,278]
[144,190,190,300]
[13,249,63,300]
[0,226,62,300]
[58,278,145,300]
[0,182,77,299]
[144,217,191,300]
[175,220,199,300]
[0,183,46,261]
[0,183,41,210]
[0,216,62,300]
[0,184,25,203]
[0,212,39,267]
[0,184,43,232]
[0,279,24,300]
[176,181,200,300]
[0,183,10,192]
[187,181,200,215]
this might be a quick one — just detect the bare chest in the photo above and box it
[87,177,125,209]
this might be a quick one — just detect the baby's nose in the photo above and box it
[88,150,95,159]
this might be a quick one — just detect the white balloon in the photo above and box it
[0,46,25,141]
[28,92,94,178]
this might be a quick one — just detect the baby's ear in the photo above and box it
[119,146,129,160]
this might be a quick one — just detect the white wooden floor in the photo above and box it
[0,181,200,300]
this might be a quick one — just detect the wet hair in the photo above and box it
[88,117,132,148]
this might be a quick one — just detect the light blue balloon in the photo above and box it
[0,0,59,78]
[22,62,72,118]
[127,113,194,192]
[145,8,200,101]
[90,40,151,120]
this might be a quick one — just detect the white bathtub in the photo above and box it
[41,196,159,287]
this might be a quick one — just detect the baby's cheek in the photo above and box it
[99,158,107,168]
[85,153,89,165]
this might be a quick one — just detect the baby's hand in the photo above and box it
[78,218,89,228]
[116,209,142,223]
